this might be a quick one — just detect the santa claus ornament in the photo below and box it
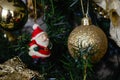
[28,24,51,63]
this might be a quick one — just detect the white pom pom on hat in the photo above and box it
[33,24,40,30]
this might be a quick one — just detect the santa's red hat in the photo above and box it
[31,24,45,40]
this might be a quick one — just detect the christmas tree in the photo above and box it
[0,0,120,80]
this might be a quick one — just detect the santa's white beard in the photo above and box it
[35,38,49,47]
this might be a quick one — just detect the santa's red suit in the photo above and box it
[28,24,51,59]
[29,40,50,58]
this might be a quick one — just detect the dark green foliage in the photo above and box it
[60,45,94,80]
[0,31,16,63]
[7,33,32,67]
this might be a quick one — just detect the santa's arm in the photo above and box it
[29,40,38,50]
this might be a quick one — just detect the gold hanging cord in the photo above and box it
[80,0,89,17]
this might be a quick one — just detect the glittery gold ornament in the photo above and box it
[68,17,108,62]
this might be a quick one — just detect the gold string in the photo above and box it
[80,0,89,17]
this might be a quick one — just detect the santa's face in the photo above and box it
[35,33,49,47]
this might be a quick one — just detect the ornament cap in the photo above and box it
[81,17,92,26]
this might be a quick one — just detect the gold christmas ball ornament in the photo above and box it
[68,17,108,62]
[4,31,16,42]
[0,0,28,31]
